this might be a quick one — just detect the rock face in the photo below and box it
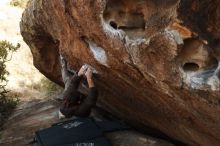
[20,0,220,146]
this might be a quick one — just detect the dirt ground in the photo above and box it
[0,95,174,146]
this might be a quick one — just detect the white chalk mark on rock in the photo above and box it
[86,39,109,67]
[165,28,184,45]
[101,17,125,40]
[181,68,220,91]
[125,36,149,47]
[207,75,220,91]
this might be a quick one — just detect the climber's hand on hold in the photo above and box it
[85,68,95,88]
[85,68,93,79]
[78,65,88,76]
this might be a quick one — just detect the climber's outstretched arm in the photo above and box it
[62,65,89,99]
[86,68,95,88]
[74,68,98,117]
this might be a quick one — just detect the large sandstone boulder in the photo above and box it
[20,0,220,145]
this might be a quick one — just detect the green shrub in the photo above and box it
[10,0,28,8]
[28,77,61,96]
[0,40,20,128]
[40,78,61,95]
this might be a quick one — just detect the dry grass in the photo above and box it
[10,0,28,8]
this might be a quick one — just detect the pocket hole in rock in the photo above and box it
[110,21,118,29]
[103,0,146,38]
[183,62,200,72]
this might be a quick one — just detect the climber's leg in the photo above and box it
[56,54,73,101]
[60,54,72,85]
[214,61,220,78]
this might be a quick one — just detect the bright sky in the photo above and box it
[0,0,8,6]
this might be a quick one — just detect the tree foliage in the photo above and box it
[0,40,20,124]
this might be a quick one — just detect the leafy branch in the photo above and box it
[0,40,20,114]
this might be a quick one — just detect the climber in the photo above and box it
[58,54,98,119]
